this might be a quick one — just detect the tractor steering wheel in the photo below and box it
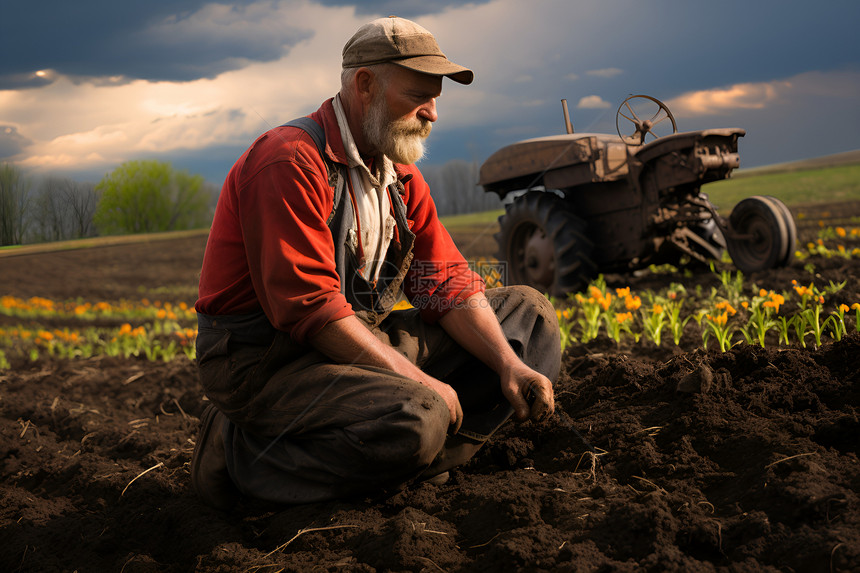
[616,95,678,145]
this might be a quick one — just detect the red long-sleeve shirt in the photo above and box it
[196,98,484,343]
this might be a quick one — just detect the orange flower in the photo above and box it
[652,304,664,315]
[615,312,632,324]
[741,301,749,310]
[598,292,612,311]
[615,287,631,298]
[706,312,728,326]
[836,227,847,238]
[625,295,641,310]
[715,301,737,315]
[759,289,768,297]
[839,304,849,313]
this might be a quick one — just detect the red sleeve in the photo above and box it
[238,137,354,342]
[400,166,485,323]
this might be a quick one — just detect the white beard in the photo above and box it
[362,92,432,165]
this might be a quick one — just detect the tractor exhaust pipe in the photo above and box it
[561,99,574,134]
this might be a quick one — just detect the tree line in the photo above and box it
[0,158,498,247]
[0,160,217,247]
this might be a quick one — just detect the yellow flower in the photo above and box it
[852,303,860,310]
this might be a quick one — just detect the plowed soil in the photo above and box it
[1,201,858,572]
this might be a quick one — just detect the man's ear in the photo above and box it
[354,68,377,107]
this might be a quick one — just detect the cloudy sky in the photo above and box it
[2,0,858,186]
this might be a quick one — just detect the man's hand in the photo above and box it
[500,361,555,424]
[426,379,464,434]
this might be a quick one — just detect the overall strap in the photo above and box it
[281,117,343,225]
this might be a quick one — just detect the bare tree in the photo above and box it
[423,159,501,216]
[61,179,98,238]
[29,177,73,242]
[0,163,30,246]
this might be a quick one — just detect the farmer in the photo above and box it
[191,16,560,510]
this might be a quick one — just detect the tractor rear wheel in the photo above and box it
[495,192,596,297]
[725,196,793,273]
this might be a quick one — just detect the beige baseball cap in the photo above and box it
[342,16,474,85]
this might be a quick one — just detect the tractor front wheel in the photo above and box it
[725,195,794,273]
[495,192,596,297]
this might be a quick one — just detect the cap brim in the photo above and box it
[392,56,474,85]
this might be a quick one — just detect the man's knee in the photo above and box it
[487,285,561,381]
[392,387,450,467]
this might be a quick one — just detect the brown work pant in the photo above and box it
[196,285,560,504]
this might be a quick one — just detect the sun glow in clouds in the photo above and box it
[668,80,790,116]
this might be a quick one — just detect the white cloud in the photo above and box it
[577,95,611,109]
[587,68,623,79]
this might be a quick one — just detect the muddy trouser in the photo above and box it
[195,285,561,504]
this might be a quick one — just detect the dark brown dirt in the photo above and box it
[1,201,858,572]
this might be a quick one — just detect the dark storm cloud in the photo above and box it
[0,126,32,159]
[0,0,311,89]
[315,0,493,18]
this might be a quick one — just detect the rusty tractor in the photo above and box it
[478,95,796,297]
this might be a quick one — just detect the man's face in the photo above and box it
[362,66,442,165]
